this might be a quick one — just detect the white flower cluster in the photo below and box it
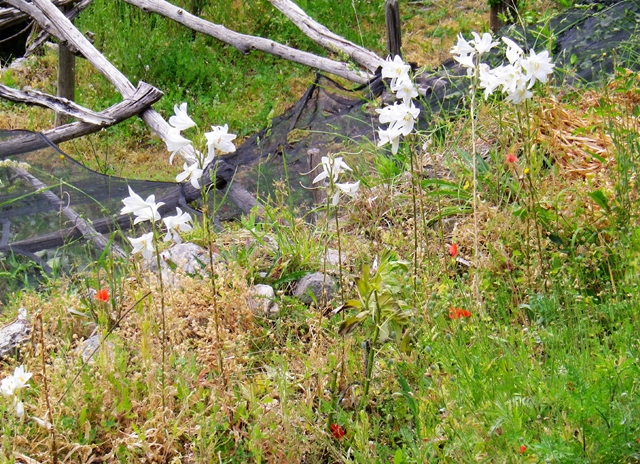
[312,155,360,206]
[120,186,193,260]
[451,32,555,104]
[1,365,32,418]
[0,159,31,170]
[165,103,237,189]
[376,56,421,154]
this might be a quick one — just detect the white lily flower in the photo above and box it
[12,366,32,390]
[391,73,418,102]
[336,181,360,198]
[479,64,503,99]
[450,33,475,57]
[120,186,164,224]
[14,399,24,418]
[166,127,192,164]
[312,156,353,184]
[470,32,498,55]
[377,126,403,154]
[453,52,476,70]
[162,207,193,243]
[381,55,411,86]
[205,124,236,158]
[506,86,533,104]
[176,161,204,189]
[494,64,526,95]
[521,49,555,87]
[379,100,420,136]
[169,102,197,131]
[128,232,155,261]
[0,376,16,398]
[502,37,524,65]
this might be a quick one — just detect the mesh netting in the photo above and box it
[1,0,639,270]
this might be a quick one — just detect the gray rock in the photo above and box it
[75,333,114,364]
[0,308,31,359]
[159,242,215,276]
[323,248,346,267]
[293,272,335,305]
[248,284,279,315]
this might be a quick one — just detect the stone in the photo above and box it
[293,272,335,306]
[0,308,31,359]
[75,333,114,364]
[143,242,222,287]
[248,284,279,315]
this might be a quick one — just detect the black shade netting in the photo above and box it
[0,130,181,264]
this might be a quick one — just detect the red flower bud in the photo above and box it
[330,423,346,439]
[448,243,458,257]
[95,288,109,302]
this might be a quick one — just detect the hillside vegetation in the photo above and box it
[1,0,640,462]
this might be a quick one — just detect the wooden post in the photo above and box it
[54,5,75,127]
[490,0,518,34]
[385,0,401,59]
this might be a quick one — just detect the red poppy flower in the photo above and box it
[95,288,109,302]
[448,243,458,257]
[519,445,527,454]
[506,153,519,164]
[330,423,346,439]
[448,308,471,319]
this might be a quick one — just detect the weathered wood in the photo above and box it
[10,164,127,258]
[0,0,74,31]
[121,0,372,84]
[0,83,110,124]
[25,0,94,57]
[268,0,384,72]
[6,0,176,145]
[0,81,161,155]
[54,4,75,126]
[490,0,518,34]
[385,0,402,59]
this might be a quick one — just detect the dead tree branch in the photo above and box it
[0,82,114,125]
[121,0,372,84]
[0,82,162,155]
[0,0,74,31]
[268,0,384,71]
[25,0,94,56]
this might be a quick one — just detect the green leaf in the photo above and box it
[339,316,363,336]
[588,189,611,214]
